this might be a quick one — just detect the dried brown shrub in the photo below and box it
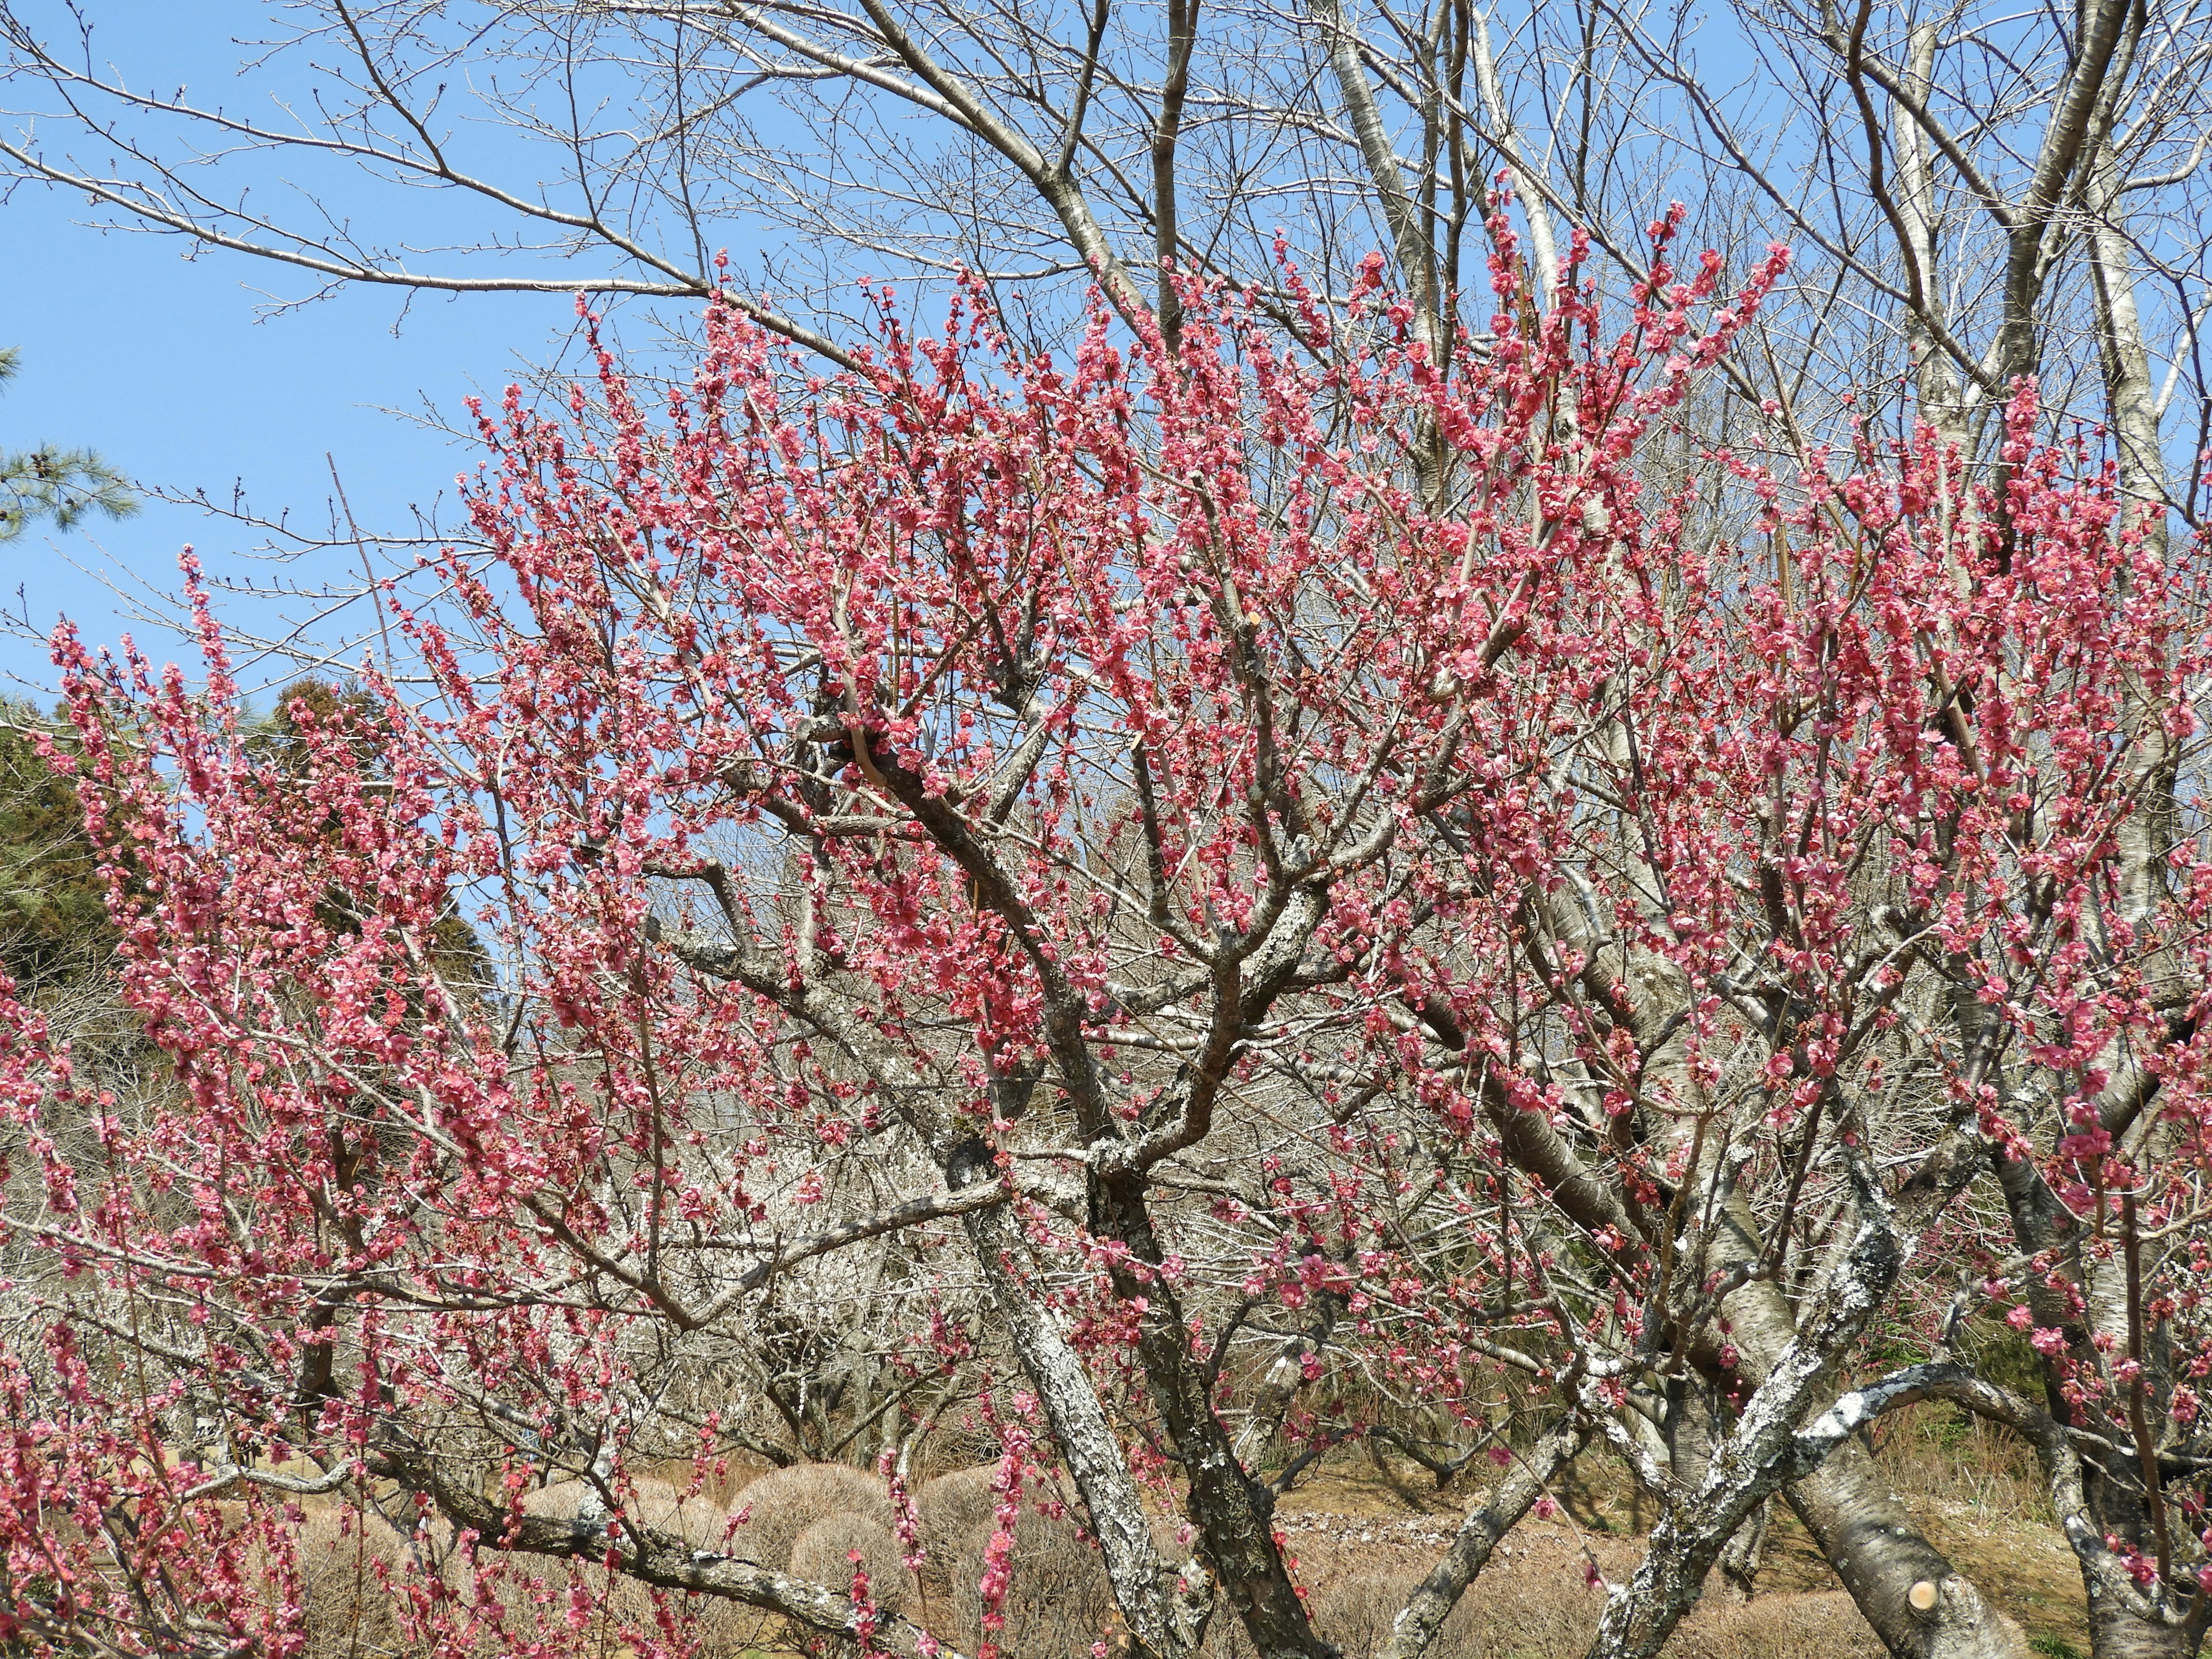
[292,1506,408,1658]
[1214,1528,1616,1659]
[479,1485,777,1657]
[209,1501,407,1659]
[942,1507,1115,1659]
[916,1466,999,1592]
[726,1463,895,1571]
[1209,1533,1886,1659]
[789,1513,919,1615]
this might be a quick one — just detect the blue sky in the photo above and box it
[0,164,584,704]
[0,3,617,704]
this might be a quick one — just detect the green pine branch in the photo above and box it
[0,346,138,540]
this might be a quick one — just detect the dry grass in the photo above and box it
[1871,1403,2050,1524]
[1670,1592,1887,1659]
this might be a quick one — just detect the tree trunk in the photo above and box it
[1718,1499,1767,1603]
[1714,1211,2022,1658]
[1092,1167,1331,1659]
[1782,1444,2022,1658]
[2088,1601,2194,1659]
[1662,1380,1763,1602]
[961,1200,1213,1659]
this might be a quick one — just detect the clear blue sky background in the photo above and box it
[0,6,615,703]
[1,198,571,700]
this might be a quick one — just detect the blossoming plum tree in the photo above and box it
[2,215,2209,1659]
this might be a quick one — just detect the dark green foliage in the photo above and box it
[0,347,138,540]
[0,707,118,991]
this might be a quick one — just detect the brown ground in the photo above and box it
[1269,1427,2089,1659]
[216,1408,2095,1659]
